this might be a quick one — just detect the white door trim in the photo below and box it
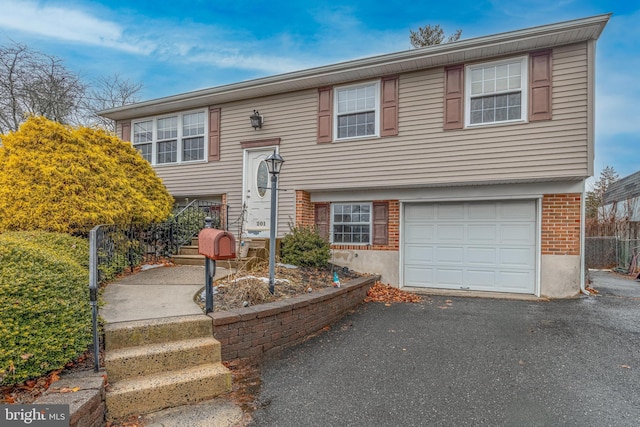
[242,146,279,238]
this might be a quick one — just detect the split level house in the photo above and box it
[101,14,610,298]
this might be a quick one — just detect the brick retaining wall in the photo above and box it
[208,275,379,360]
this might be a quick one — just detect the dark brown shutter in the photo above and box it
[208,107,221,161]
[381,76,399,137]
[317,87,333,143]
[443,65,464,130]
[314,203,330,240]
[120,121,131,142]
[372,202,389,245]
[529,50,552,121]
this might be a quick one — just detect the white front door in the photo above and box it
[243,148,276,237]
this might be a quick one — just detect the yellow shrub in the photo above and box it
[0,116,173,234]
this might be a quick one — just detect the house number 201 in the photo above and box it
[256,221,266,227]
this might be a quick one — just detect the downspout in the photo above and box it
[581,181,590,295]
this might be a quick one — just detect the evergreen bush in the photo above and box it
[0,116,174,234]
[280,225,331,268]
[0,232,91,386]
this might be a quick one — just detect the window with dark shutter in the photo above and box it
[444,65,464,130]
[317,87,333,143]
[372,202,388,245]
[529,50,552,121]
[208,107,221,161]
[381,76,399,137]
[314,203,330,240]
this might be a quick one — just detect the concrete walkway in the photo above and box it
[101,264,227,323]
[100,264,245,427]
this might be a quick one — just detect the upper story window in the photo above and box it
[465,57,528,126]
[132,110,206,165]
[334,81,380,140]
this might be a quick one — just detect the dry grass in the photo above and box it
[210,260,362,312]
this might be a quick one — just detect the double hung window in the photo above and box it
[332,203,371,244]
[334,81,379,140]
[466,57,527,126]
[132,110,206,165]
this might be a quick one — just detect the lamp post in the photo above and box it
[265,149,284,295]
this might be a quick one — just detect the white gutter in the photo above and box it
[581,180,590,295]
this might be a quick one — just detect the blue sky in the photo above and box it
[0,0,637,186]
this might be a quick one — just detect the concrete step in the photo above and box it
[105,337,222,383]
[178,245,200,256]
[106,363,232,420]
[172,254,206,266]
[104,315,212,351]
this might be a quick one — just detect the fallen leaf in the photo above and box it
[20,354,33,361]
[621,365,631,369]
[365,282,423,304]
[518,360,526,366]
[437,306,449,310]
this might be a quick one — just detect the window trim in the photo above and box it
[333,80,380,141]
[464,56,528,128]
[131,109,208,166]
[330,202,372,245]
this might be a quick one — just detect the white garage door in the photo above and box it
[403,200,536,294]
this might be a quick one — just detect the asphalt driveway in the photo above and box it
[249,271,640,427]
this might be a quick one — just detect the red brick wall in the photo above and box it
[295,190,313,227]
[541,193,582,255]
[209,275,378,361]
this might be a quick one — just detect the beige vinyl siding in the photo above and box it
[120,43,591,234]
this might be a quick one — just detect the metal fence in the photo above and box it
[585,236,640,272]
[88,200,227,371]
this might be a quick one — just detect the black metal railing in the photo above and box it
[88,200,227,371]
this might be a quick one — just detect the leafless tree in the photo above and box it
[0,42,84,134]
[410,25,462,48]
[79,74,143,132]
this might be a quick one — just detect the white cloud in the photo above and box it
[0,0,154,54]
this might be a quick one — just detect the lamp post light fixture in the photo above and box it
[265,149,284,294]
[250,110,263,130]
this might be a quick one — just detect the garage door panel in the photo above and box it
[404,224,435,243]
[435,246,464,263]
[405,245,433,263]
[500,247,534,267]
[500,200,535,219]
[404,266,433,286]
[497,270,535,291]
[437,204,465,219]
[404,201,536,294]
[466,269,497,287]
[435,268,464,286]
[468,203,497,219]
[467,247,498,265]
[468,224,498,243]
[405,204,436,220]
[500,224,535,244]
[437,224,465,242]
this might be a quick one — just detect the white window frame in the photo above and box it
[333,80,380,141]
[464,56,528,127]
[331,202,372,245]
[131,109,207,165]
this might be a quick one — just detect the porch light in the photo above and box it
[265,150,285,175]
[267,149,285,294]
[250,110,263,130]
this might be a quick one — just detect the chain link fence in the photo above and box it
[586,237,640,273]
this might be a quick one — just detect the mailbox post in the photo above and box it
[198,217,236,313]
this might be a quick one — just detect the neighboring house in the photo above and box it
[604,170,640,224]
[100,14,610,298]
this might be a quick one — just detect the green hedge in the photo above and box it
[0,232,91,386]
